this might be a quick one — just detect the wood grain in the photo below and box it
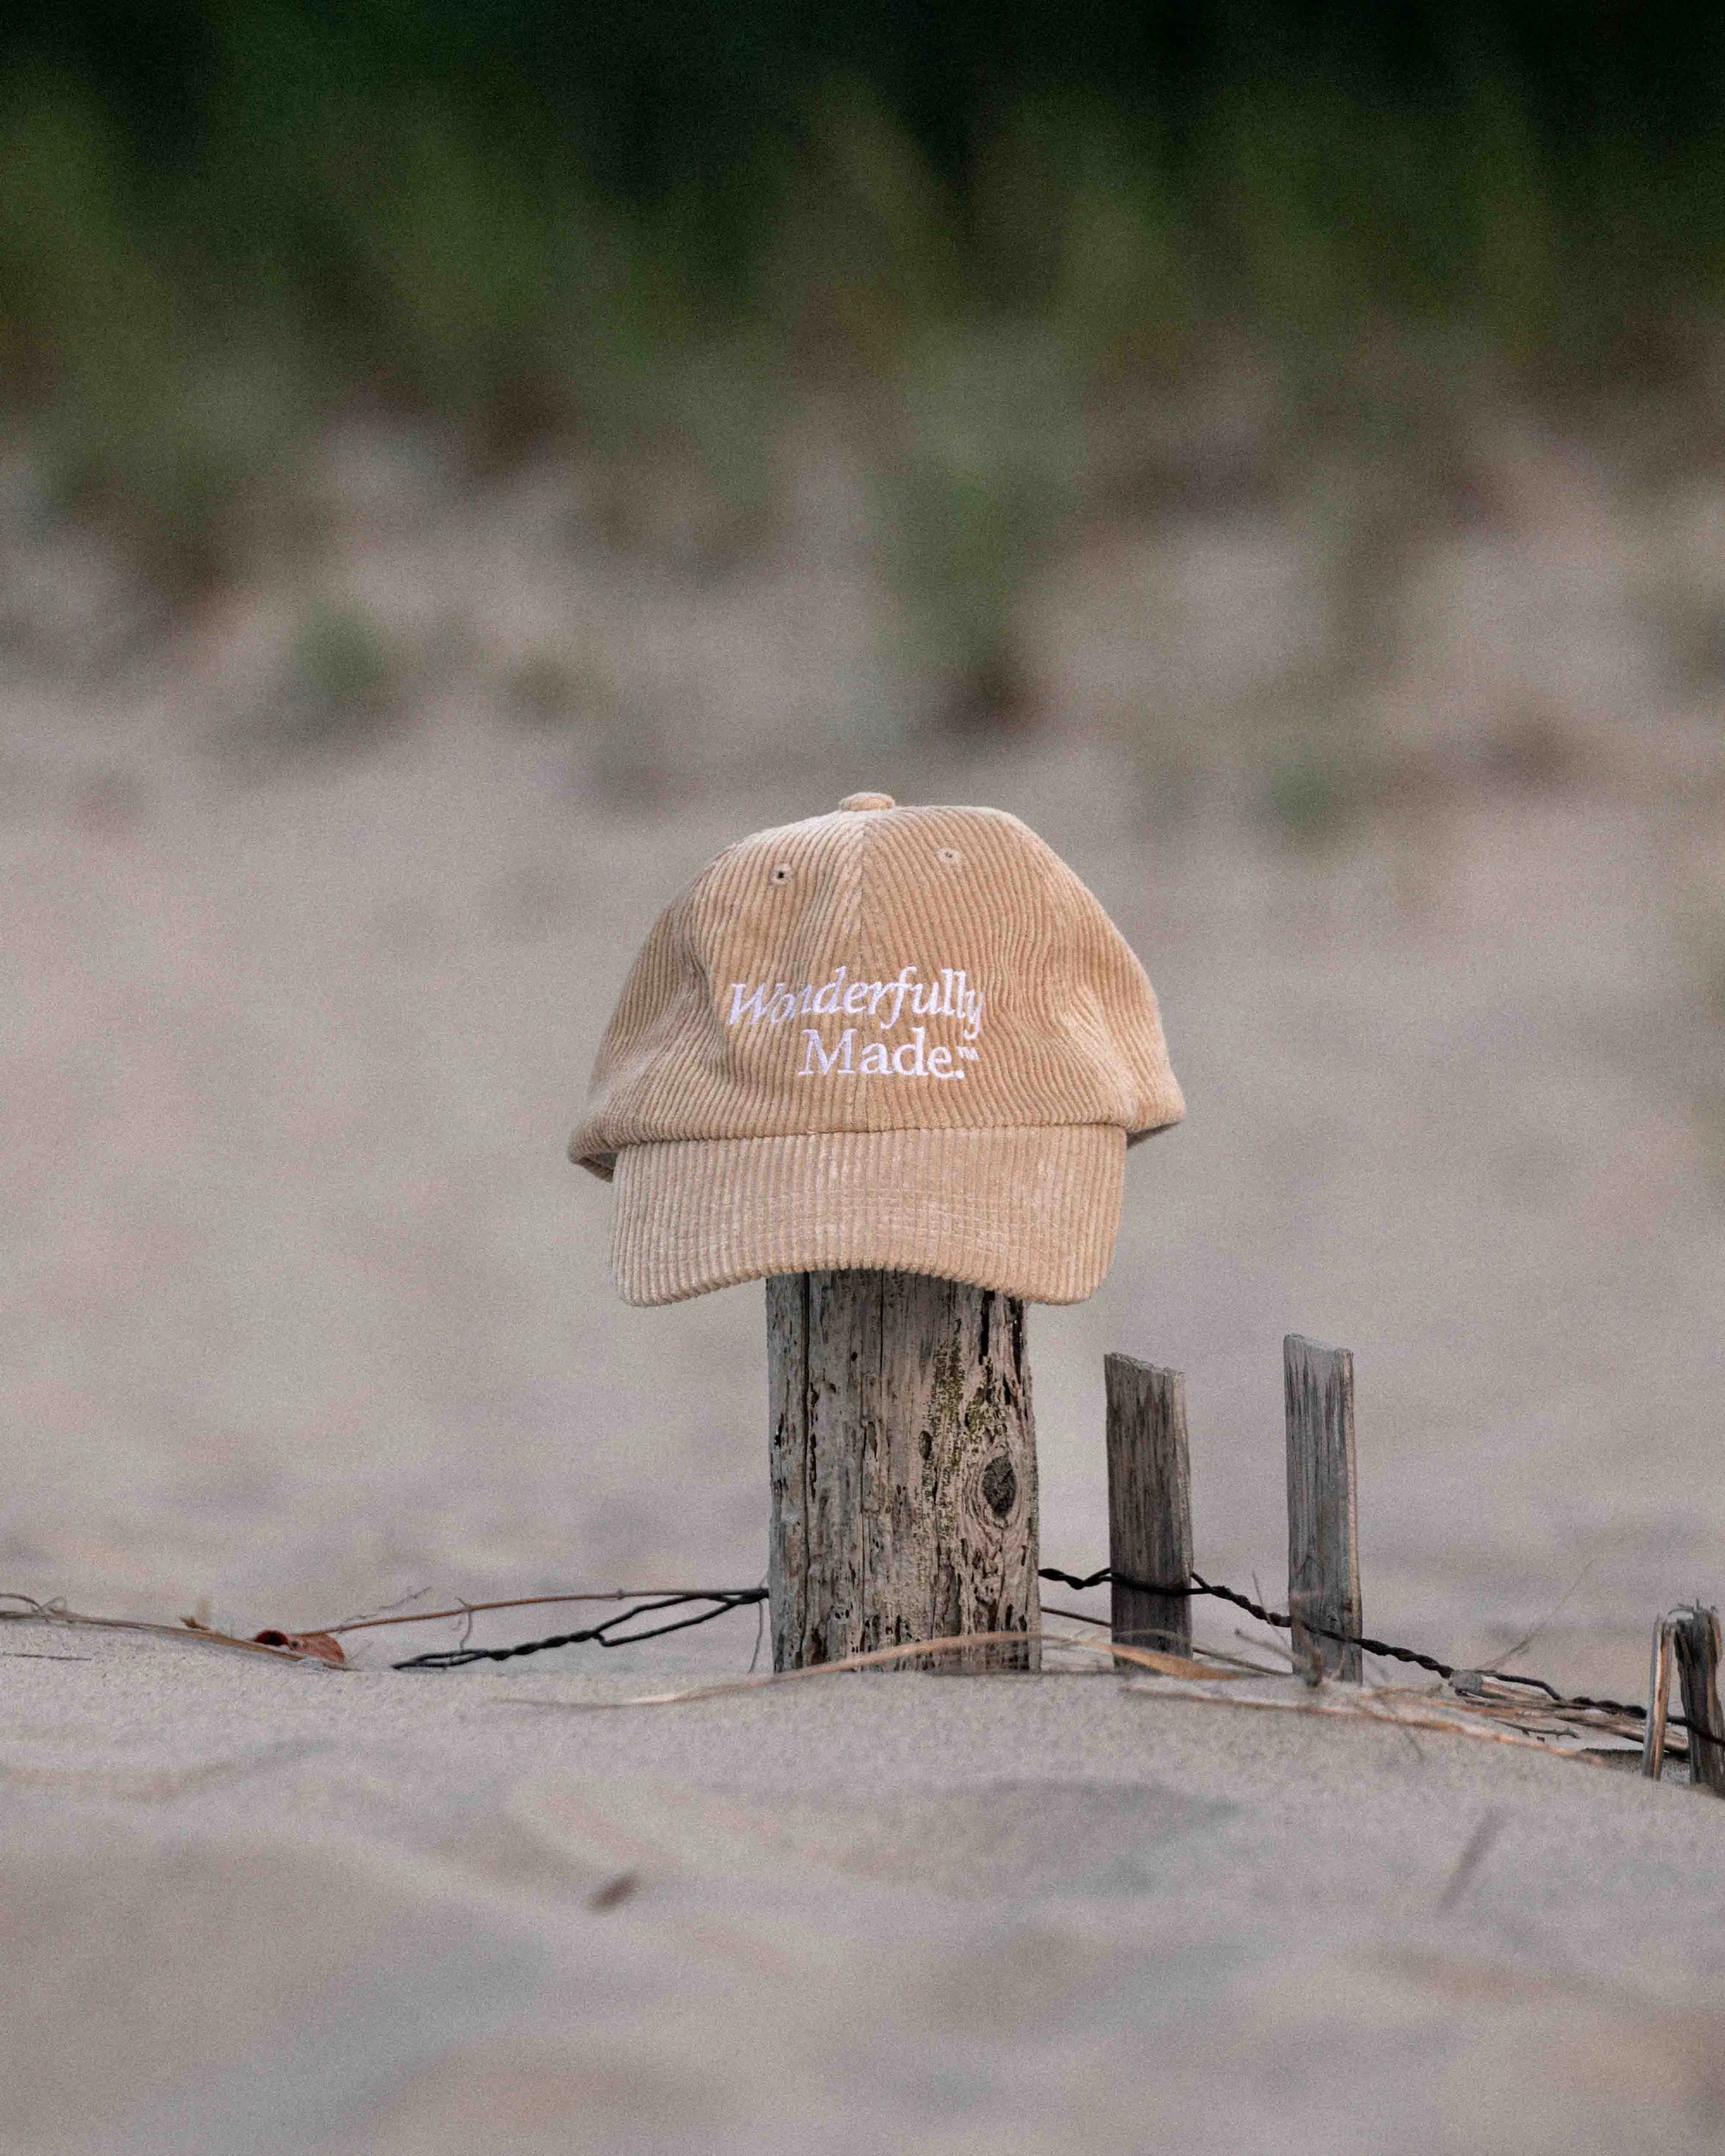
[1641,1615,1675,1779]
[1283,1335,1362,1683]
[1104,1354,1192,1657]
[767,1270,1039,1673]
[1672,1604,1725,1796]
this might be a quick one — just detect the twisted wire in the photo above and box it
[386,1562,1692,1739]
[392,1588,767,1670]
[1037,1565,1691,1733]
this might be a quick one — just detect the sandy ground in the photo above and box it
[3,699,1722,1695]
[5,440,1725,2145]
[3,1625,1725,2156]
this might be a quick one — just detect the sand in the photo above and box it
[6,438,1725,2147]
[4,709,1724,1699]
[3,1621,1724,2154]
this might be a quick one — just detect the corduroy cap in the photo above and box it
[571,793,1182,1305]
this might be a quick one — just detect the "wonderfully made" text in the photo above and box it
[727,964,984,1081]
[726,965,982,1040]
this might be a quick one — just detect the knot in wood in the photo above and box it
[766,1271,1040,1674]
[980,1452,1018,1519]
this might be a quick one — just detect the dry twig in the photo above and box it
[1038,1605,1267,1677]
[0,1595,330,1665]
[1121,1678,1609,1761]
[498,1627,1122,1709]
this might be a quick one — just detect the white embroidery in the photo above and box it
[725,964,983,1079]
[794,1026,961,1078]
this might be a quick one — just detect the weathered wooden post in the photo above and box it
[767,1270,1039,1672]
[1671,1605,1725,1796]
[1642,1615,1676,1779]
[1284,1334,1361,1682]
[1104,1354,1193,1657]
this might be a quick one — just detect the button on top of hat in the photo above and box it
[839,792,894,812]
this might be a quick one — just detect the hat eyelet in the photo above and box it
[936,847,963,867]
[769,864,792,884]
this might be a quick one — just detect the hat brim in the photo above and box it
[608,1125,1126,1306]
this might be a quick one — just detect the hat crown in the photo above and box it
[571,798,1183,1304]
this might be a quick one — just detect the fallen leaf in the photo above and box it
[252,1629,347,1665]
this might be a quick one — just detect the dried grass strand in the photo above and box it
[498,1627,1113,1708]
[1038,1606,1264,1677]
[501,1626,1336,1711]
[1120,1678,1609,1761]
[0,1596,321,1665]
[325,1588,756,1636]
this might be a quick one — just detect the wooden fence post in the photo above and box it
[1284,1335,1362,1683]
[1104,1354,1193,1658]
[1642,1616,1676,1779]
[1671,1605,1725,1796]
[766,1270,1039,1674]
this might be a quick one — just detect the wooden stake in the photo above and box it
[1104,1354,1193,1658]
[1671,1605,1725,1796]
[1287,1590,1327,1688]
[1284,1335,1362,1683]
[766,1270,1039,1674]
[1642,1615,1675,1780]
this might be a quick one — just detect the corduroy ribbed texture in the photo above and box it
[612,1125,1126,1305]
[571,797,1182,1305]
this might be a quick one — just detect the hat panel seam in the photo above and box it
[605,811,867,1153]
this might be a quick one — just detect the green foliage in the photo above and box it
[0,85,313,589]
[1263,742,1368,847]
[215,599,402,765]
[883,328,1086,724]
[291,602,393,708]
[273,602,399,754]
[505,646,614,726]
[3,2,1725,643]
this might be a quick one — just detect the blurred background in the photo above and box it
[3,1,1723,1691]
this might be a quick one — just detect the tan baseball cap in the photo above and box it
[571,792,1183,1305]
